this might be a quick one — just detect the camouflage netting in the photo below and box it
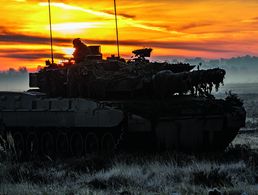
[153,68,225,97]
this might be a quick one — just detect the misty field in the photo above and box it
[0,132,258,195]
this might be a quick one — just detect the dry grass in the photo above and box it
[0,133,258,194]
[232,132,258,149]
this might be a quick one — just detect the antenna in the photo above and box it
[48,0,54,64]
[114,0,120,57]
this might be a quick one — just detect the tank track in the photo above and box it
[0,122,126,160]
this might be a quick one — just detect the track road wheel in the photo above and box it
[41,132,55,158]
[12,132,25,159]
[101,132,115,156]
[70,131,83,157]
[26,132,39,158]
[56,132,69,157]
[85,132,99,155]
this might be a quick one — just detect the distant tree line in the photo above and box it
[0,67,28,74]
[184,55,258,71]
[0,67,29,91]
[183,55,258,83]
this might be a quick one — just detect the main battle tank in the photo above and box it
[0,38,246,158]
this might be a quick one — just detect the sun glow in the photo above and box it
[62,47,75,58]
[1,0,258,70]
[51,22,104,33]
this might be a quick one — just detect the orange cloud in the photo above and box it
[0,0,258,70]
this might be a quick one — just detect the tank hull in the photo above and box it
[0,92,246,158]
[107,97,246,152]
[155,115,243,151]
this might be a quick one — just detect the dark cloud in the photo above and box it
[102,10,135,19]
[112,40,233,53]
[0,48,48,53]
[251,17,258,20]
[0,53,65,60]
[0,31,72,46]
[178,22,212,31]
[0,26,8,34]
[247,17,258,23]
[0,47,65,60]
[0,31,234,55]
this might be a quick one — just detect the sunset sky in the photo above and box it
[1,0,258,71]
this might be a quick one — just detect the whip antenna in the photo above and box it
[48,0,54,64]
[114,0,120,57]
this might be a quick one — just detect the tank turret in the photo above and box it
[29,39,226,99]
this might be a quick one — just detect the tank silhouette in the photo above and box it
[0,39,246,158]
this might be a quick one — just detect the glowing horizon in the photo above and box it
[1,0,258,70]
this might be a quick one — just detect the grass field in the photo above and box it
[0,132,258,195]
